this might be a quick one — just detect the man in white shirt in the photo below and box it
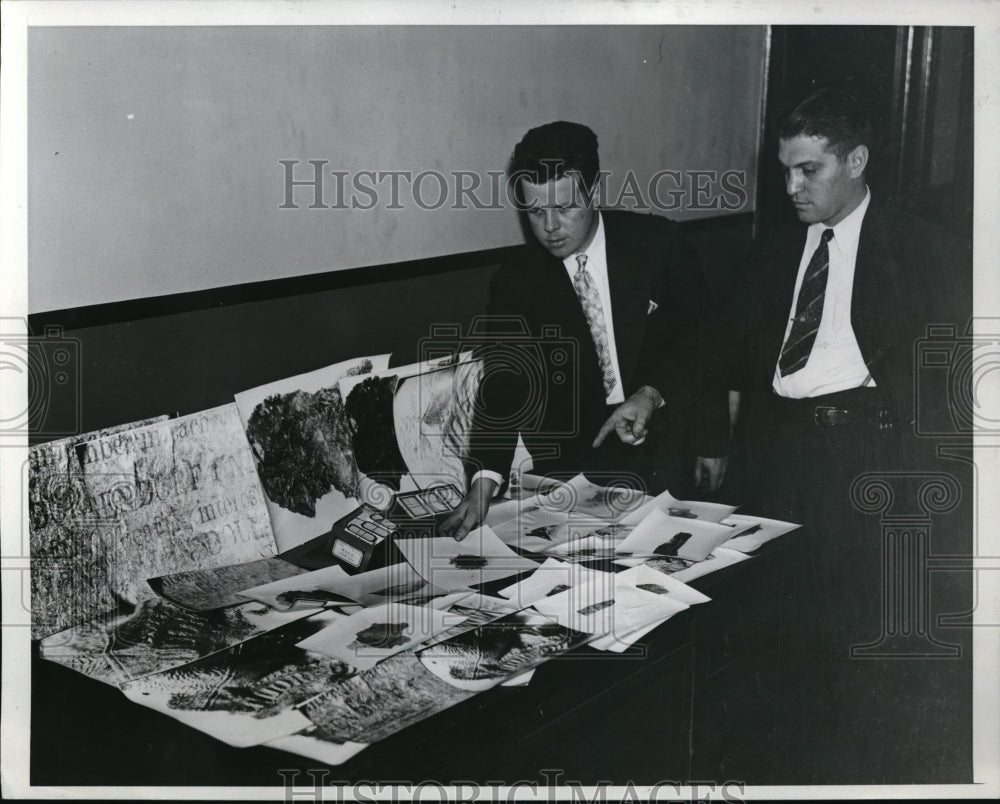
[710,88,972,781]
[441,121,730,540]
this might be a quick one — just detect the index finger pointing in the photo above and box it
[593,417,616,448]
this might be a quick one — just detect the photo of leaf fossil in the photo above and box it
[577,599,615,616]
[654,533,693,557]
[39,597,312,686]
[348,621,410,650]
[301,652,477,744]
[417,610,589,691]
[121,610,357,743]
[448,554,489,569]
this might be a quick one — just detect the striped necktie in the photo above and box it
[573,253,617,397]
[778,228,834,377]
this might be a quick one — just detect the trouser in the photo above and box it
[699,388,973,782]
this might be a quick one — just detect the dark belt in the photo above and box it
[770,389,895,430]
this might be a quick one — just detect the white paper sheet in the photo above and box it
[616,508,736,562]
[620,488,739,526]
[394,525,540,589]
[719,513,801,553]
[582,566,710,651]
[264,729,370,765]
[296,603,451,671]
[490,507,571,553]
[669,547,753,582]
[615,547,754,582]
[531,574,688,637]
[497,557,612,608]
[238,561,449,610]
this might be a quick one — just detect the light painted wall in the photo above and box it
[29,26,765,313]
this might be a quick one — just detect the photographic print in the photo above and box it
[38,596,314,686]
[234,354,390,551]
[295,603,451,671]
[489,506,571,553]
[236,562,353,610]
[615,546,754,583]
[300,651,477,743]
[7,3,992,799]
[616,508,737,562]
[238,560,451,611]
[394,525,540,589]
[28,415,168,638]
[30,405,275,639]
[539,516,634,561]
[420,593,523,649]
[719,513,801,553]
[587,561,710,652]
[339,355,482,493]
[620,487,739,526]
[497,557,613,608]
[531,573,689,637]
[120,609,356,747]
[263,727,369,766]
[559,473,653,521]
[417,609,591,692]
[147,556,308,611]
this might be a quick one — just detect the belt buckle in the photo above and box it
[814,405,840,426]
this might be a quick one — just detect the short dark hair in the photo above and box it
[779,88,873,161]
[510,121,600,196]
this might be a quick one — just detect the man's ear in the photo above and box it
[847,144,869,179]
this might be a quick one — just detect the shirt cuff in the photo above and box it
[470,470,506,497]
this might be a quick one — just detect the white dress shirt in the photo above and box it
[773,188,875,398]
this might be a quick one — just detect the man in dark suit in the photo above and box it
[708,89,972,781]
[733,90,969,522]
[441,121,730,540]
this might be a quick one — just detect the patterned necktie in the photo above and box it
[778,228,834,377]
[573,254,617,396]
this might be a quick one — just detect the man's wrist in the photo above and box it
[469,471,503,498]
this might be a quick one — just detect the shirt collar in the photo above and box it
[814,186,870,255]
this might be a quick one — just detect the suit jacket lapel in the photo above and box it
[604,215,650,390]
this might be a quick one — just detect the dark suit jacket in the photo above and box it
[467,210,730,479]
[730,197,971,466]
